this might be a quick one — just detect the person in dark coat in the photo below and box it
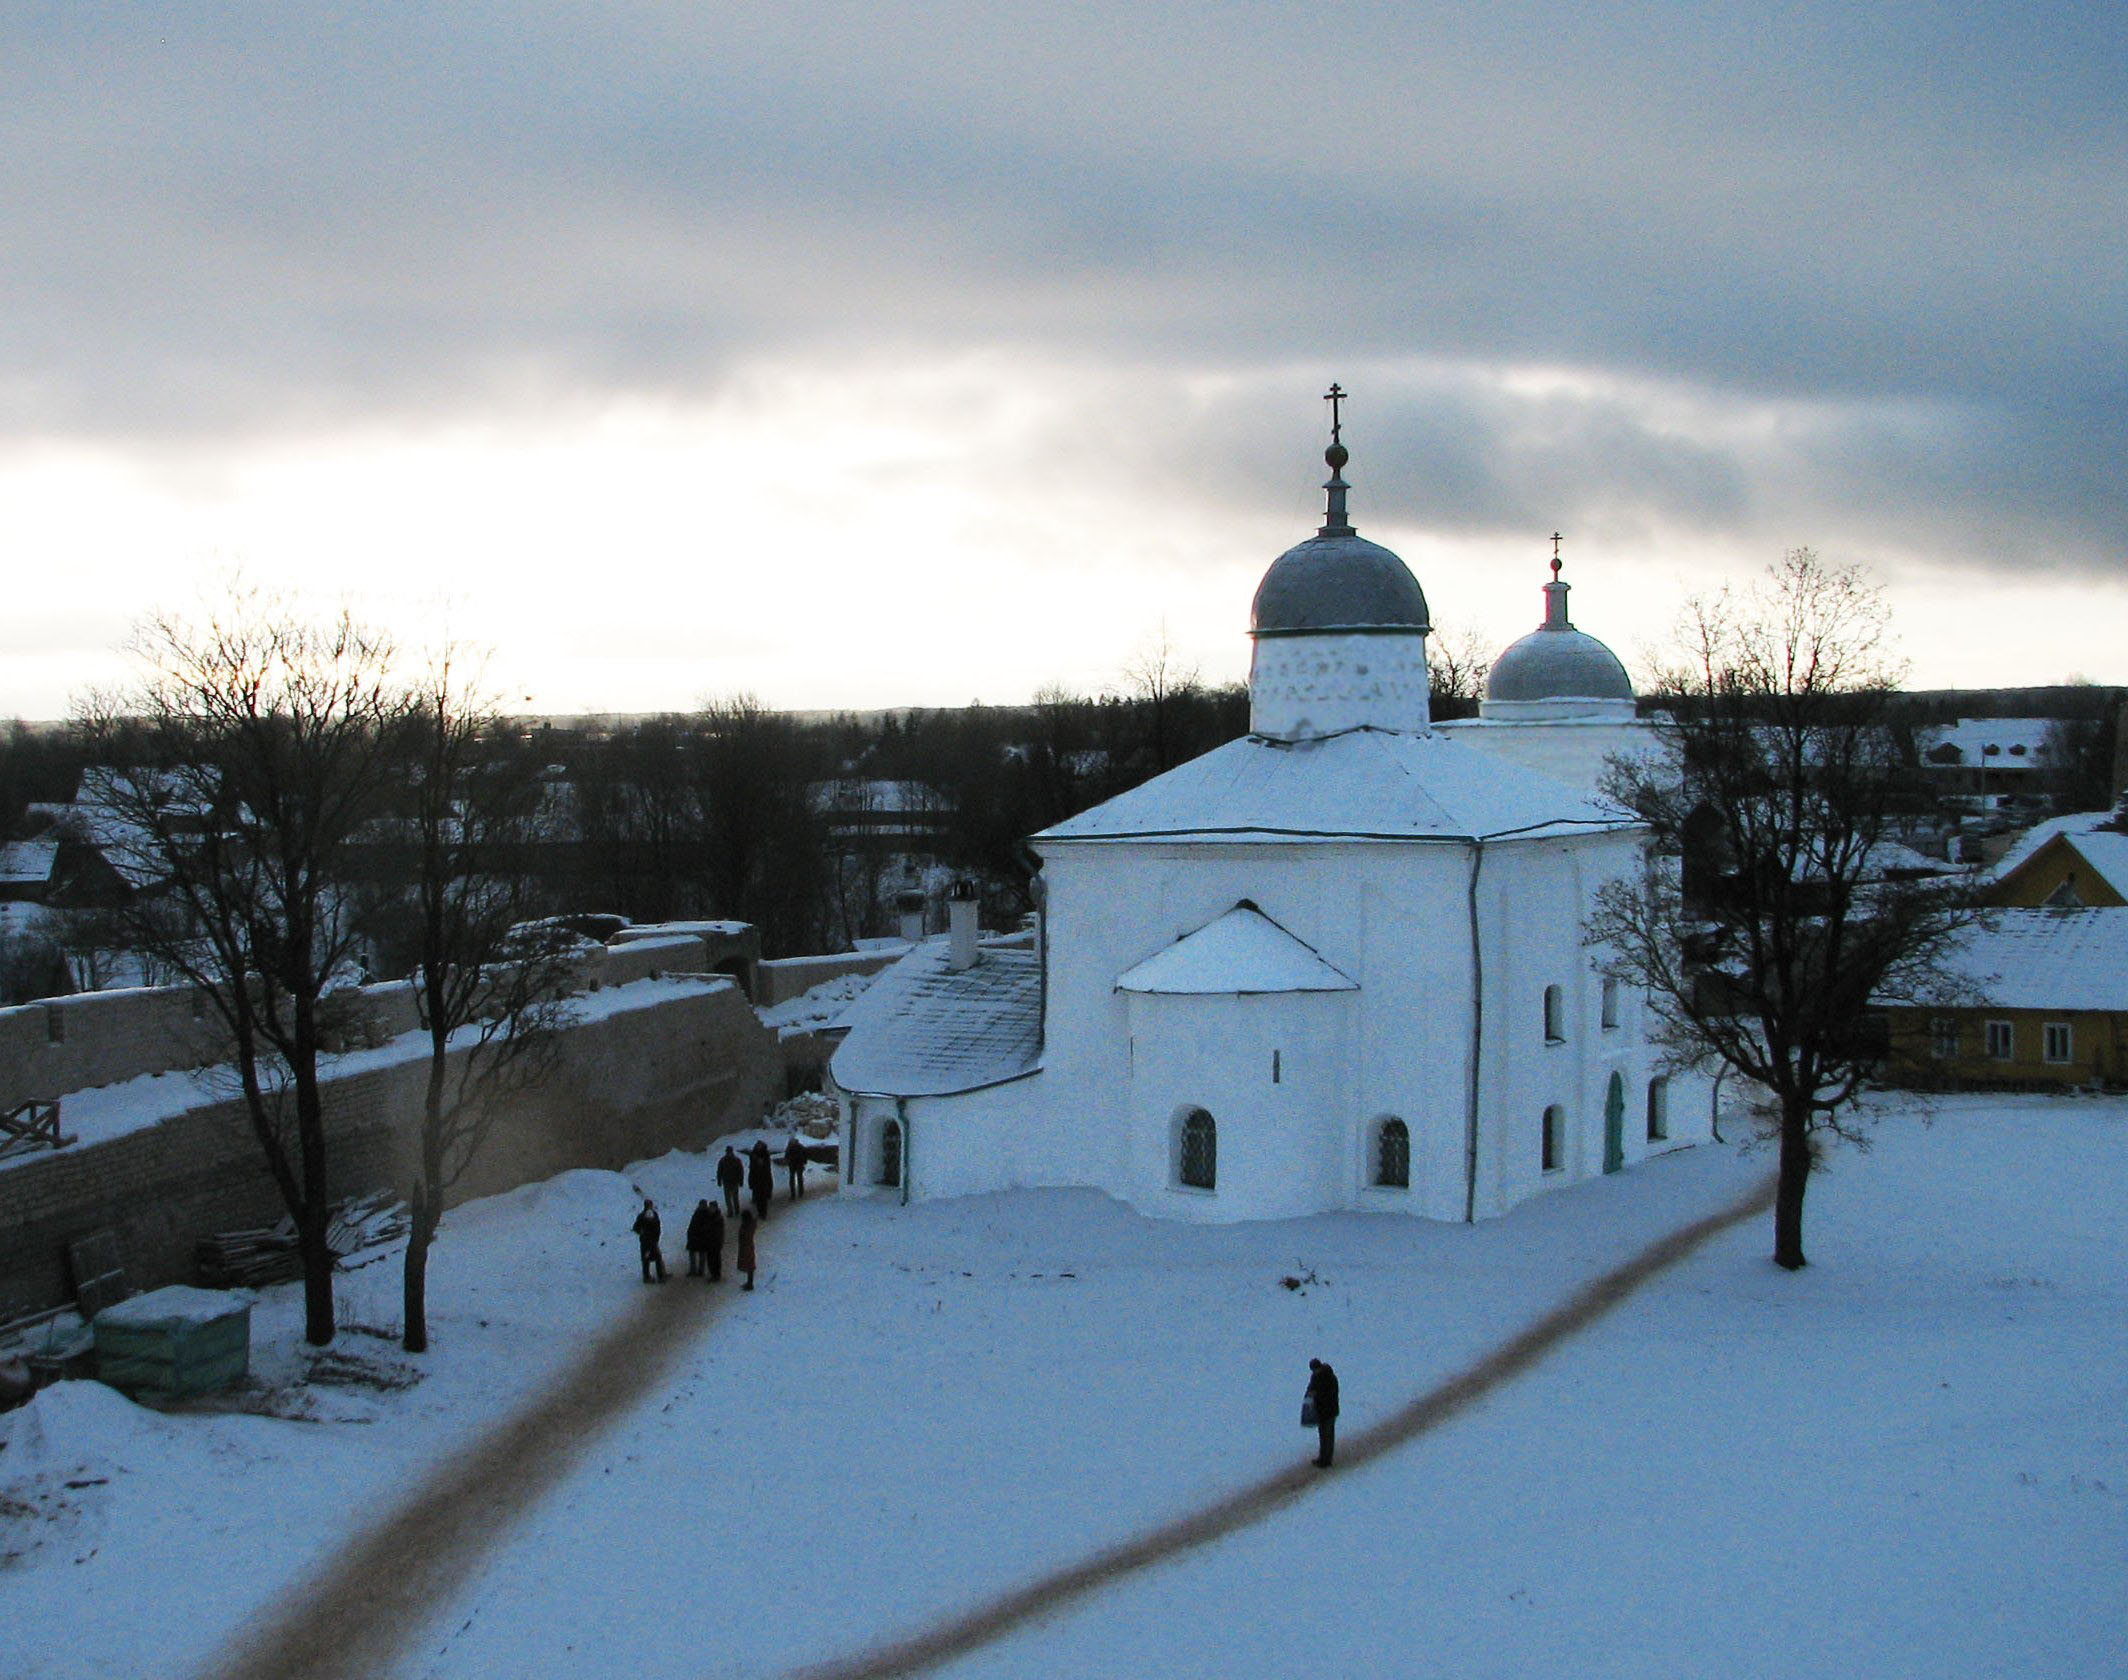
[736,1208,758,1291]
[715,1145,745,1217]
[1306,1357,1340,1468]
[632,1199,667,1283]
[748,1140,774,1219]
[685,1198,722,1279]
[783,1134,809,1199]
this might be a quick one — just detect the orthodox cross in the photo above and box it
[1324,383,1347,445]
[1551,531,1563,579]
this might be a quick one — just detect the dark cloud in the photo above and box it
[1,1,2120,578]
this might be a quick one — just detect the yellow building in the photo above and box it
[1881,908,2128,1088]
[1985,812,2128,908]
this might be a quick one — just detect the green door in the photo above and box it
[1603,1072,1626,1173]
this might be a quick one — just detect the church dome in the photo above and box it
[1247,397,1434,742]
[1250,435,1428,639]
[1486,557,1632,704]
[1251,531,1430,637]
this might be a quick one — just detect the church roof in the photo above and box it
[1034,728,1638,846]
[829,940,1043,1097]
[1116,904,1358,995]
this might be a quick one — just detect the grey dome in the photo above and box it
[1251,533,1431,638]
[1485,559,1634,704]
[1487,625,1633,702]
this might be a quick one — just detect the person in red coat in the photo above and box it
[737,1209,758,1291]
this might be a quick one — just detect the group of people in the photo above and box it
[629,1135,816,1294]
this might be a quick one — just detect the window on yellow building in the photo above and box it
[1985,1020,2014,1060]
[2044,1022,2072,1064]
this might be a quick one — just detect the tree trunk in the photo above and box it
[402,1192,438,1354]
[1773,1102,1812,1270]
[299,1212,337,1345]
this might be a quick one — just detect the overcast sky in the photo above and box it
[3,2,2121,717]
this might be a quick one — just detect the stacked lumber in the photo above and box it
[194,1191,411,1289]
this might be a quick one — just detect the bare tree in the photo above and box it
[1587,550,1976,1270]
[1122,624,1201,774]
[77,597,414,1344]
[1427,625,1494,717]
[398,656,578,1353]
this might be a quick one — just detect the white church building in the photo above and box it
[831,414,1703,1224]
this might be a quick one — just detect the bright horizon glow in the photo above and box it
[3,355,2120,722]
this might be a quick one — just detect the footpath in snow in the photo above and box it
[1,1094,2122,1680]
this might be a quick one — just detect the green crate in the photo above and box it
[93,1286,253,1396]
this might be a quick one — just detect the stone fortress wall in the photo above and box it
[0,933,791,1322]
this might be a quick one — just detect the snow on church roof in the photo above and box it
[1116,904,1357,995]
[1034,728,1637,846]
[830,940,1043,1097]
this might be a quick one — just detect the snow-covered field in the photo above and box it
[3,1093,2122,1680]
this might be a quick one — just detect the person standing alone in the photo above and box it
[633,1199,667,1284]
[1305,1358,1339,1468]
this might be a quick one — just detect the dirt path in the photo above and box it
[788,1171,1780,1680]
[196,1219,782,1680]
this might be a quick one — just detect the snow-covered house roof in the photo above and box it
[0,841,58,888]
[1116,903,1356,995]
[1914,909,2128,1012]
[1915,718,2059,769]
[1034,728,1636,846]
[830,941,1042,1097]
[1988,811,2128,901]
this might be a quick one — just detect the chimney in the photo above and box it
[947,879,980,972]
[894,884,927,945]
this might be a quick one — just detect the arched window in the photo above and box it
[1541,1105,1566,1173]
[1543,985,1566,1043]
[1374,1117,1410,1189]
[877,1118,902,1188]
[1645,1077,1670,1142]
[1176,1106,1217,1190]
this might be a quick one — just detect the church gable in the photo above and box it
[1116,903,1357,996]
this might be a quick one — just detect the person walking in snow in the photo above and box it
[783,1133,809,1200]
[737,1208,758,1291]
[748,1139,774,1219]
[1305,1357,1340,1468]
[633,1199,667,1284]
[685,1198,722,1279]
[716,1145,745,1217]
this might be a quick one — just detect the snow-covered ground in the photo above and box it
[2,1093,2122,1680]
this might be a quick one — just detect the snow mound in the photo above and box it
[0,1380,170,1494]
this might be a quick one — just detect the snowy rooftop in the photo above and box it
[1117,904,1357,995]
[1034,728,1635,846]
[1920,908,2128,1012]
[1916,717,2060,766]
[830,940,1043,1097]
[0,840,57,887]
[1989,810,2128,900]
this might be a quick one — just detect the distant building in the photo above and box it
[1915,717,2065,804]
[832,410,1705,1224]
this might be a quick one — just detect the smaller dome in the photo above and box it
[1488,626,1633,702]
[1485,557,1632,704]
[1252,533,1431,638]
